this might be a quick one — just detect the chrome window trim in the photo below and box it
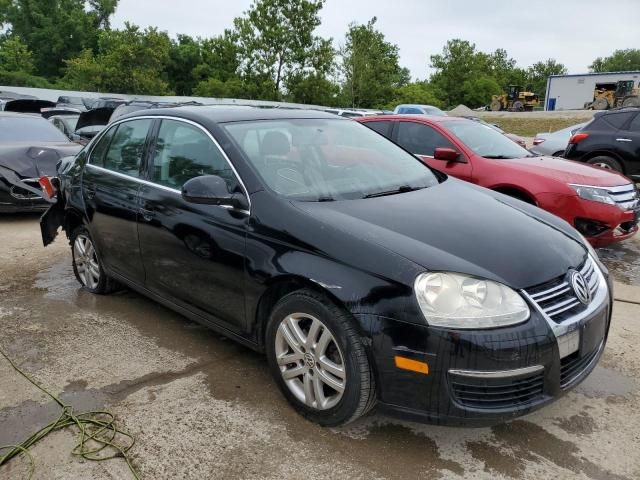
[85,114,251,212]
[448,365,544,379]
[520,254,610,339]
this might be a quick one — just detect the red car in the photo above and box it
[358,115,639,247]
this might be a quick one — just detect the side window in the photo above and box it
[628,113,640,132]
[603,112,635,130]
[396,122,454,156]
[89,125,117,167]
[364,121,392,138]
[103,119,152,177]
[150,119,238,191]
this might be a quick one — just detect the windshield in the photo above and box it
[224,118,440,201]
[0,116,69,143]
[444,119,532,159]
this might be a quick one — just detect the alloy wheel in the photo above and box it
[274,313,346,410]
[593,162,612,170]
[73,234,100,289]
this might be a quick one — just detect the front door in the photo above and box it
[394,120,473,181]
[82,118,154,282]
[137,118,248,334]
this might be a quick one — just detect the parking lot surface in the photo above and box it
[1,214,639,480]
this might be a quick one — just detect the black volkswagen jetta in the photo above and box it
[41,107,612,426]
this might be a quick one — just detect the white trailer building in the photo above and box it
[544,71,640,111]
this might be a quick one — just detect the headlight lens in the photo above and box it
[570,185,616,206]
[414,272,530,329]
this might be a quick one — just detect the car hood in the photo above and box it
[293,179,586,289]
[0,143,82,178]
[500,155,630,187]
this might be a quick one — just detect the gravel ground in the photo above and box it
[1,214,639,480]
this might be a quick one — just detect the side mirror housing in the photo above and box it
[182,175,248,211]
[433,147,463,162]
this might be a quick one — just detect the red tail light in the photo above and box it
[533,138,545,145]
[569,133,589,144]
[39,176,56,200]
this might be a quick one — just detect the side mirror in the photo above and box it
[433,147,463,162]
[182,175,248,211]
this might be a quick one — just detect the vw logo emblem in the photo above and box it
[304,353,316,368]
[569,270,591,305]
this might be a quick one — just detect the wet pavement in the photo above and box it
[1,214,639,479]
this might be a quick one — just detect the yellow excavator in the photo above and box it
[587,80,640,110]
[490,85,540,112]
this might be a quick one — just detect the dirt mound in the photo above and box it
[448,104,476,117]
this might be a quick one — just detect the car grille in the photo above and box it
[560,342,602,388]
[450,371,545,410]
[607,183,639,211]
[525,256,599,322]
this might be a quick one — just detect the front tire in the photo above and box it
[587,156,623,173]
[265,290,376,426]
[70,226,118,294]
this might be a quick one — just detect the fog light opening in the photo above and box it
[574,218,609,237]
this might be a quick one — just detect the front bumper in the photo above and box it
[536,192,638,247]
[359,263,612,426]
[0,179,49,213]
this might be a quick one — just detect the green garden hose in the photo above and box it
[0,345,141,479]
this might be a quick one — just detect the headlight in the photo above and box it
[414,272,530,329]
[570,185,616,207]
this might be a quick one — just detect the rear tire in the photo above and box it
[587,156,623,173]
[265,289,376,426]
[592,97,609,110]
[70,226,118,294]
[622,97,640,108]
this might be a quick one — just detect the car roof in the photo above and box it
[118,105,343,124]
[0,111,46,119]
[359,114,460,123]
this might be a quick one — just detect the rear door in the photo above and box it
[393,120,473,181]
[137,118,249,334]
[614,112,640,178]
[82,118,154,283]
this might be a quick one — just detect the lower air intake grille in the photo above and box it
[450,371,545,410]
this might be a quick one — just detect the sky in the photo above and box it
[111,0,640,80]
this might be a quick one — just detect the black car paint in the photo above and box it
[565,109,640,178]
[43,107,610,425]
[0,142,81,212]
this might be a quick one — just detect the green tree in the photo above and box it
[590,49,640,73]
[527,59,567,98]
[388,81,442,109]
[286,73,339,105]
[166,35,203,96]
[233,0,333,99]
[461,75,502,108]
[1,0,119,78]
[430,39,492,107]
[62,24,172,95]
[340,17,408,108]
[0,36,35,73]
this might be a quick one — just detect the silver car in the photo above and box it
[531,123,588,157]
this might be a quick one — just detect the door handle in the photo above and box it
[139,208,155,222]
[615,138,632,142]
[85,183,97,199]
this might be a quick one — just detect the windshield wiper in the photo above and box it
[483,155,515,159]
[363,185,421,199]
[317,196,335,202]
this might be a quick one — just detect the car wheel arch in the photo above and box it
[582,150,626,173]
[254,274,369,351]
[491,186,538,205]
[63,207,85,240]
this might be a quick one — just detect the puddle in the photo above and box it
[34,260,79,300]
[467,420,629,480]
[598,239,640,286]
